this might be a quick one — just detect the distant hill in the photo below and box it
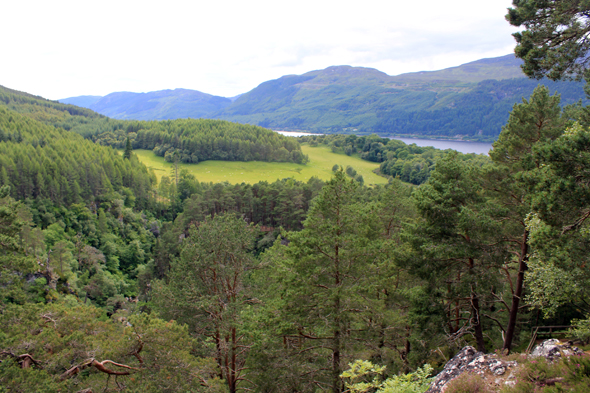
[213,55,586,140]
[58,55,588,140]
[60,88,232,120]
[59,95,102,108]
[390,54,526,86]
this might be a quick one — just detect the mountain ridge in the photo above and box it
[57,54,587,140]
[61,88,232,121]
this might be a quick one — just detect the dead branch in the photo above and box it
[0,351,42,368]
[60,358,140,381]
[562,210,590,234]
[129,332,144,365]
[41,313,57,328]
[542,377,564,386]
[482,313,506,333]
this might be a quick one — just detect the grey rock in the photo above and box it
[426,346,482,393]
[426,339,583,392]
[530,338,582,362]
[426,347,516,393]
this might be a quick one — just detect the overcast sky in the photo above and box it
[2,0,520,100]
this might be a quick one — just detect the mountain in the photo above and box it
[213,55,586,140]
[389,54,526,85]
[58,55,588,140]
[59,95,102,107]
[60,88,232,120]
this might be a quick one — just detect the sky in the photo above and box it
[2,0,520,100]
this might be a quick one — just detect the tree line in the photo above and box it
[1,85,590,392]
[0,107,155,210]
[299,133,490,185]
[0,85,309,166]
[3,7,590,387]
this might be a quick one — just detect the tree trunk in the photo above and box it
[503,230,528,353]
[332,323,341,393]
[471,291,485,352]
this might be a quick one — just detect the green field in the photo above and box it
[132,145,388,185]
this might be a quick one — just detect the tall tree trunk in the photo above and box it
[228,327,237,393]
[333,322,341,393]
[503,230,528,352]
[471,291,485,352]
[468,258,485,353]
[332,239,342,393]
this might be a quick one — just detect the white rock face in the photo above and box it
[530,339,582,361]
[426,339,581,393]
[426,346,516,393]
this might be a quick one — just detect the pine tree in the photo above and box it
[123,137,132,160]
[265,171,381,392]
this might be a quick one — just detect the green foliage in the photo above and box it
[301,133,490,185]
[153,213,257,392]
[214,65,586,138]
[94,117,308,164]
[0,359,60,393]
[519,121,590,321]
[256,171,417,391]
[0,189,37,305]
[341,360,434,393]
[0,106,156,210]
[123,136,132,159]
[502,355,590,393]
[507,1,590,83]
[0,301,226,392]
[571,317,590,344]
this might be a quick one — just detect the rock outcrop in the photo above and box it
[425,346,516,393]
[530,338,582,362]
[426,339,584,392]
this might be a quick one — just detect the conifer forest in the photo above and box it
[2,2,590,392]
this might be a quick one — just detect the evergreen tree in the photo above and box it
[507,0,590,83]
[153,214,257,393]
[488,85,566,351]
[263,171,381,392]
[123,136,132,159]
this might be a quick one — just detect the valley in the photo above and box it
[132,144,388,185]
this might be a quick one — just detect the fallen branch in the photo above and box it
[128,332,144,365]
[0,351,42,368]
[60,358,140,381]
[541,377,564,386]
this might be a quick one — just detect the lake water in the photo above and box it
[391,137,493,155]
[274,130,321,137]
[273,131,493,155]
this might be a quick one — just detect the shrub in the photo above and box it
[444,372,493,393]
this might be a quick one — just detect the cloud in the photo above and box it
[0,0,520,99]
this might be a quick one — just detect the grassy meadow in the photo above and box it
[132,145,389,185]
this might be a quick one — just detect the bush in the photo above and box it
[341,360,433,393]
[445,372,493,393]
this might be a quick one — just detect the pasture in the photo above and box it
[132,145,388,185]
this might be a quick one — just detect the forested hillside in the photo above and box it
[0,107,155,209]
[216,69,587,140]
[103,118,308,164]
[2,81,590,392]
[0,85,308,164]
[60,55,588,141]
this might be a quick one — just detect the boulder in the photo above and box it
[530,338,582,362]
[426,339,583,392]
[426,346,516,393]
